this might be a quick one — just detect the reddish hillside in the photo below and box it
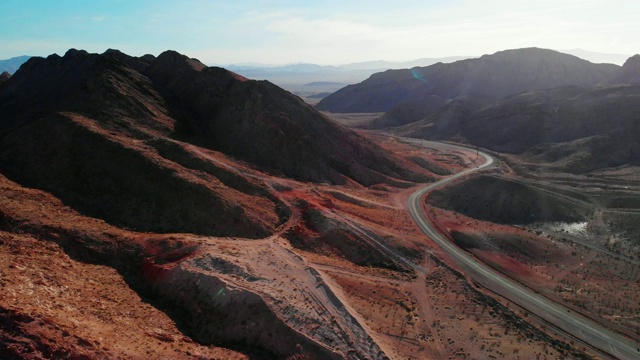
[0,49,427,236]
[401,85,640,172]
[608,54,640,85]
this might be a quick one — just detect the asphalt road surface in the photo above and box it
[407,139,640,359]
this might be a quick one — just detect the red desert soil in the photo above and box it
[0,123,592,359]
[0,174,246,360]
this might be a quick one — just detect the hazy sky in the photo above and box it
[1,0,638,65]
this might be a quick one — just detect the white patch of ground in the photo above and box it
[544,222,589,236]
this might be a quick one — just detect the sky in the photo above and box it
[1,0,638,65]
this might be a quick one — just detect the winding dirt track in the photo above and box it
[406,139,640,360]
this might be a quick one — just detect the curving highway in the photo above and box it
[407,139,639,359]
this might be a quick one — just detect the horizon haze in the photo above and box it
[1,0,637,66]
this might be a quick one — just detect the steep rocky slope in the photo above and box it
[0,172,352,359]
[0,49,427,236]
[0,48,439,358]
[144,51,424,185]
[402,85,640,172]
[317,48,619,113]
[428,175,592,224]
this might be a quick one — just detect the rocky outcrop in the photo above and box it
[144,51,427,186]
[0,112,277,237]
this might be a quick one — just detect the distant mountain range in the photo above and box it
[1,49,628,97]
[0,55,31,74]
[224,57,469,94]
[0,48,426,236]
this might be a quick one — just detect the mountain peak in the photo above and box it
[156,50,207,72]
[0,55,32,74]
[481,47,589,64]
[64,48,89,58]
[317,47,620,112]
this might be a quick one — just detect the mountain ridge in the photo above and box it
[316,47,621,113]
[0,48,427,237]
[399,84,640,172]
[0,55,31,74]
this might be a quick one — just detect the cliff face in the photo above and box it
[316,48,620,113]
[142,50,426,186]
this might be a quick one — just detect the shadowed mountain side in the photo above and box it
[0,49,170,136]
[145,50,428,186]
[316,48,620,113]
[0,49,428,236]
[401,85,640,172]
[0,112,279,238]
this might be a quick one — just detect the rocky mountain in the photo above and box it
[400,85,640,172]
[0,49,425,237]
[226,56,468,84]
[227,56,468,97]
[316,48,620,113]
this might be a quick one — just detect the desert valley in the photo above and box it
[1,46,639,360]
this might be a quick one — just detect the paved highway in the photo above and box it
[407,139,640,359]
